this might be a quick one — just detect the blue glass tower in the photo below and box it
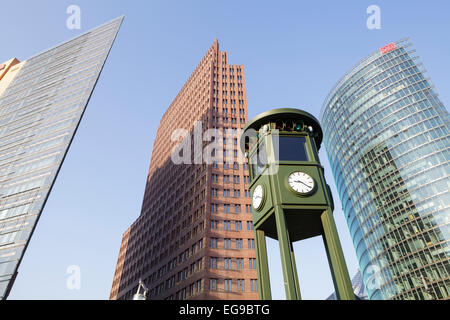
[321,39,450,300]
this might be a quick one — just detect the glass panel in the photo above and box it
[250,139,267,177]
[276,136,309,161]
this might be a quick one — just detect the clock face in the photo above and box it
[252,185,264,210]
[288,172,315,194]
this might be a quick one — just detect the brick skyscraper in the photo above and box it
[110,40,258,300]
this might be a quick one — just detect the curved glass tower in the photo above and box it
[321,39,450,300]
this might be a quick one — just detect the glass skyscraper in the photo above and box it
[327,269,368,300]
[321,39,449,300]
[0,16,123,299]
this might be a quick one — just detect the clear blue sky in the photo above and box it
[2,0,449,300]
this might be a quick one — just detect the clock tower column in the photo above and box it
[240,108,354,300]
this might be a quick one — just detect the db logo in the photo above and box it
[380,43,396,54]
[0,64,6,71]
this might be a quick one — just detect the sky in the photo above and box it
[1,0,449,300]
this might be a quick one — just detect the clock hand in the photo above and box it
[294,180,311,188]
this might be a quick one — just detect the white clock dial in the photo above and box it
[288,172,315,194]
[252,185,264,210]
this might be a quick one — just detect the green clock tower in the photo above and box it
[240,108,354,300]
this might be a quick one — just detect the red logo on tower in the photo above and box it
[380,42,396,54]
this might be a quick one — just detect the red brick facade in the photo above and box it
[110,40,258,300]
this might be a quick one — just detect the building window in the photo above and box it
[211,220,218,230]
[224,220,231,231]
[224,258,232,269]
[236,238,243,249]
[237,279,245,292]
[224,238,231,249]
[234,189,240,197]
[236,258,244,269]
[224,279,232,292]
[250,279,258,292]
[210,238,218,248]
[210,279,218,291]
[224,204,230,213]
[248,239,255,249]
[235,204,241,213]
[249,258,256,269]
[247,221,253,230]
[235,221,242,231]
[210,257,218,269]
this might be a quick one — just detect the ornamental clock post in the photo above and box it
[240,108,354,300]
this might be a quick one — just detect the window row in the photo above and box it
[209,278,258,292]
[211,203,252,214]
[210,257,257,270]
[210,237,255,249]
[210,219,253,231]
[211,188,251,198]
[211,174,251,184]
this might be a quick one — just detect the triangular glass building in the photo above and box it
[0,16,123,299]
